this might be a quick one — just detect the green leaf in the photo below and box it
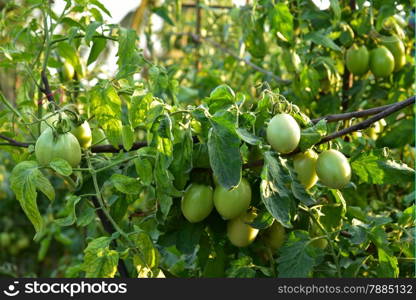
[83,237,119,278]
[135,158,153,186]
[111,174,141,195]
[84,21,102,45]
[226,256,257,278]
[122,125,134,151]
[352,151,415,185]
[398,205,415,227]
[10,161,55,233]
[277,230,320,277]
[116,28,142,79]
[299,120,327,151]
[57,42,83,75]
[54,195,81,226]
[249,210,274,229]
[260,152,296,228]
[90,84,123,147]
[87,37,106,65]
[132,231,160,277]
[376,248,399,278]
[170,127,193,190]
[269,3,294,43]
[76,206,96,227]
[287,166,315,206]
[329,0,341,22]
[49,158,72,176]
[91,0,112,17]
[235,128,261,145]
[305,31,341,52]
[152,6,174,26]
[208,114,242,189]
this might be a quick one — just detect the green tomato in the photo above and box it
[70,121,92,148]
[345,45,369,75]
[381,35,405,71]
[264,221,286,251]
[370,46,395,77]
[0,232,11,247]
[266,113,300,154]
[181,184,214,223]
[35,127,82,168]
[227,211,259,247]
[92,128,108,145]
[213,178,251,220]
[316,149,351,189]
[63,60,75,81]
[293,149,318,189]
[310,223,328,249]
[16,236,29,250]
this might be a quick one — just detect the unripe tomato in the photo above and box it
[16,236,29,250]
[35,128,82,168]
[92,128,108,145]
[345,45,369,75]
[63,60,75,81]
[181,184,214,223]
[381,35,405,71]
[213,178,251,220]
[227,211,259,247]
[70,121,92,148]
[310,223,328,249]
[264,221,286,251]
[40,112,69,132]
[293,149,318,189]
[0,232,11,247]
[370,46,395,77]
[266,113,300,154]
[316,150,351,189]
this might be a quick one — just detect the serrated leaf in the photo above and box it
[352,151,415,185]
[268,3,294,43]
[249,210,274,229]
[87,37,106,65]
[132,232,160,277]
[10,161,55,233]
[49,158,72,176]
[83,237,119,278]
[111,174,141,194]
[305,31,341,51]
[260,152,295,228]
[236,128,261,145]
[122,125,134,151]
[299,119,327,151]
[277,230,321,277]
[84,21,102,45]
[208,112,242,189]
[135,158,153,186]
[54,195,81,226]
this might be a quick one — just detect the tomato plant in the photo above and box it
[0,0,414,279]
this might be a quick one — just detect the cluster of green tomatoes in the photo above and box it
[345,35,406,77]
[181,113,352,249]
[34,110,107,168]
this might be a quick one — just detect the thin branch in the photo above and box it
[317,95,415,145]
[191,34,291,85]
[91,141,147,153]
[182,3,234,10]
[0,134,31,147]
[311,102,396,124]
